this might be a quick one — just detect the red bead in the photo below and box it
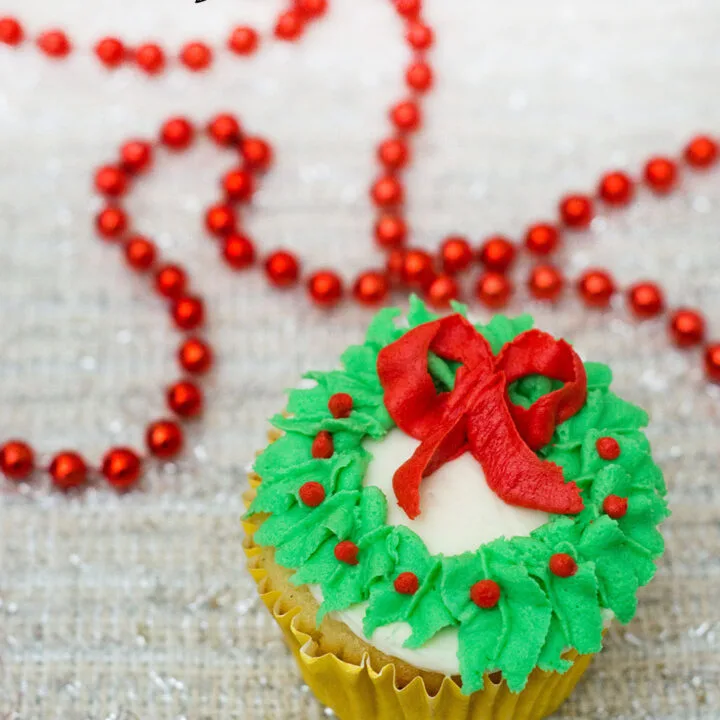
[549,553,578,578]
[228,26,259,55]
[275,10,305,40]
[205,204,237,237]
[328,393,353,418]
[598,171,634,206]
[596,437,621,461]
[146,419,184,459]
[524,223,560,256]
[394,572,420,595]
[559,194,594,229]
[296,0,328,17]
[684,135,718,169]
[644,157,678,194]
[124,235,157,272]
[603,494,628,519]
[223,168,255,202]
[406,21,434,50]
[94,165,128,197]
[299,481,326,507]
[0,17,23,46]
[37,29,71,58]
[353,271,390,306]
[95,207,128,241]
[102,447,142,491]
[180,41,212,71]
[390,101,422,133]
[334,540,359,566]
[406,61,433,92]
[94,37,125,68]
[371,176,404,208]
[577,269,616,309]
[669,308,706,348]
[475,272,513,309]
[155,264,188,299]
[426,274,459,309]
[386,248,407,285]
[394,0,422,18]
[265,250,300,287]
[374,216,407,249]
[439,236,473,274]
[308,271,344,307]
[479,236,516,273]
[167,381,203,418]
[312,431,334,459]
[377,138,410,171]
[471,579,501,609]
[135,43,165,75]
[208,113,242,147]
[705,343,720,383]
[628,282,665,319]
[160,117,194,151]
[178,337,213,375]
[49,451,87,491]
[241,137,273,171]
[0,441,34,481]
[120,140,153,175]
[402,249,436,289]
[171,296,205,331]
[222,234,256,270]
[528,265,564,302]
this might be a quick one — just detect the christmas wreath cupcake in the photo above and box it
[243,298,669,720]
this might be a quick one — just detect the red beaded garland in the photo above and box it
[353,271,390,305]
[135,43,165,74]
[371,176,405,207]
[146,419,184,458]
[208,113,242,146]
[102,447,142,491]
[603,494,628,519]
[705,343,720,383]
[528,265,564,302]
[406,61,433,92]
[394,0,422,17]
[223,234,256,270]
[37,29,71,58]
[684,135,718,169]
[161,117,195,151]
[0,17,23,46]
[524,223,560,256]
[471,579,501,609]
[394,572,420,595]
[628,282,665,319]
[669,308,706,348]
[167,381,203,418]
[0,440,35,480]
[171,296,205,331]
[308,270,344,307]
[120,140,153,175]
[180,41,213,71]
[311,431,334,459]
[95,207,128,241]
[275,10,305,41]
[644,157,678,194]
[402,249,435,289]
[549,553,578,578]
[596,436,621,461]
[297,0,328,18]
[390,101,422,133]
[94,37,125,68]
[377,138,410,170]
[94,165,128,197]
[406,21,434,50]
[334,540,359,565]
[598,171,634,206]
[559,194,594,229]
[439,236,473,274]
[228,26,259,55]
[124,236,157,272]
[178,337,213,375]
[205,204,237,237]
[49,451,87,491]
[426,274,459,309]
[265,250,300,287]
[479,236,516,273]
[241,137,274,171]
[155,264,188,299]
[374,216,407,249]
[386,248,407,286]
[475,272,513,309]
[299,481,326,507]
[223,168,255,202]
[578,269,616,308]
[328,393,353,418]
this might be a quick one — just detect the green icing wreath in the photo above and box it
[246,297,669,695]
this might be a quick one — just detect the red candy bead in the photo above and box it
[223,168,255,202]
[178,337,213,375]
[95,207,128,241]
[479,236,516,273]
[371,176,404,207]
[180,41,212,71]
[528,265,564,302]
[167,381,203,418]
[275,10,305,40]
[0,441,34,481]
[124,235,157,272]
[684,135,718,169]
[94,165,128,197]
[390,101,422,133]
[644,157,678,194]
[599,171,634,206]
[94,37,125,68]
[406,21,434,50]
[297,0,328,17]
[578,269,616,308]
[705,343,720,383]
[0,17,23,46]
[312,431,334,459]
[308,270,344,307]
[328,393,353,418]
[222,234,256,270]
[440,236,473,274]
[155,264,188,299]
[549,553,578,578]
[241,137,273,171]
[102,447,142,491]
[205,204,237,237]
[37,29,71,58]
[265,250,300,287]
[160,117,194,151]
[402,249,435,288]
[628,282,665,319]
[228,26,259,55]
[299,481,326,507]
[146,419,184,459]
[208,113,242,147]
[374,216,407,249]
[171,296,205,330]
[559,194,594,229]
[471,579,501,609]
[426,274,459,309]
[353,271,390,306]
[524,223,560,256]
[475,272,513,309]
[49,451,87,491]
[596,436,621,461]
[334,540,359,566]
[120,140,153,175]
[669,308,706,348]
[394,0,422,18]
[394,572,420,595]
[135,43,165,75]
[377,138,410,170]
[603,494,628,519]
[406,61,433,92]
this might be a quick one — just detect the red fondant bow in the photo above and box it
[376,315,587,519]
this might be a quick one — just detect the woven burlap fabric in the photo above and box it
[1,1,720,718]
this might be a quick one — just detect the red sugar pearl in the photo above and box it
[120,140,153,175]
[440,236,473,275]
[328,393,353,419]
[684,135,718,169]
[475,272,513,309]
[265,250,300,288]
[160,117,194,151]
[0,440,34,481]
[155,264,188,299]
[228,26,259,55]
[311,431,334,459]
[308,270,344,307]
[241,137,273,171]
[49,451,87,491]
[525,223,560,256]
[374,216,407,249]
[528,265,564,302]
[297,0,328,17]
[669,308,706,348]
[390,101,422,133]
[377,138,410,171]
[479,236,516,273]
[394,572,420,595]
[549,553,578,578]
[205,204,237,237]
[37,29,71,58]
[0,17,23,46]
[178,337,213,375]
[628,282,665,319]
[223,168,255,202]
[426,274,459,309]
[124,235,157,272]
[334,540,359,566]
[94,37,125,68]
[705,343,720,383]
[471,579,501,609]
[578,269,616,309]
[94,165,128,197]
[603,494,628,519]
[208,113,242,147]
[167,381,203,418]
[171,296,205,331]
[299,481,326,507]
[180,41,212,71]
[644,157,678,194]
[371,176,404,207]
[102,447,142,491]
[402,249,436,289]
[95,207,128,241]
[275,10,305,41]
[222,234,256,270]
[146,419,184,459]
[353,271,390,306]
[559,194,594,229]
[406,61,433,92]
[599,171,634,206]
[135,43,165,75]
[596,436,621,461]
[406,21,434,50]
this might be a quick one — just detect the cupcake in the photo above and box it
[243,297,669,720]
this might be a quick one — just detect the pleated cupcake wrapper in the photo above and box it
[243,473,596,720]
